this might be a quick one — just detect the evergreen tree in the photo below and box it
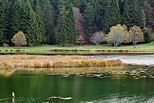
[0,0,9,43]
[83,2,96,40]
[103,0,121,33]
[34,0,45,43]
[123,0,145,28]
[11,0,23,35]
[56,5,67,46]
[41,0,55,44]
[66,2,77,44]
[12,0,40,45]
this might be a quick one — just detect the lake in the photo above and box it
[0,55,154,103]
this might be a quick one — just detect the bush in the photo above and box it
[11,31,27,47]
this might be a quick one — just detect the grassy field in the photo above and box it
[0,42,154,55]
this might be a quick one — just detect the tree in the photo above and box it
[129,26,144,48]
[41,0,55,44]
[56,4,67,46]
[144,1,154,33]
[90,32,105,48]
[123,0,145,28]
[103,0,121,33]
[105,24,125,48]
[34,0,45,44]
[11,31,27,47]
[0,0,9,43]
[73,7,85,36]
[11,0,40,45]
[65,2,77,44]
[83,2,96,40]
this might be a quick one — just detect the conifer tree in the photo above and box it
[0,0,9,43]
[123,0,145,28]
[66,2,77,44]
[34,0,45,43]
[41,0,55,44]
[83,2,96,40]
[56,6,67,46]
[103,0,121,33]
[12,0,40,45]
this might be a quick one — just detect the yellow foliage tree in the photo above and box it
[129,26,144,48]
[105,24,128,48]
[11,31,27,47]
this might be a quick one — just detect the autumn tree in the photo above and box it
[144,1,154,33]
[129,26,144,48]
[73,7,85,36]
[11,31,27,47]
[105,24,126,48]
[90,32,105,48]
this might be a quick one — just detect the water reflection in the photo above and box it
[0,66,154,103]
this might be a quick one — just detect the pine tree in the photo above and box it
[103,0,121,33]
[123,0,145,28]
[0,0,9,43]
[66,2,77,44]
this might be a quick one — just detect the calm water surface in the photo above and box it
[0,70,154,103]
[91,54,154,65]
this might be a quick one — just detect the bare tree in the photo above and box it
[106,24,125,48]
[73,7,85,36]
[144,1,154,33]
[129,26,144,48]
[11,31,27,47]
[90,32,105,48]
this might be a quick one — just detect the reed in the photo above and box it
[0,55,122,70]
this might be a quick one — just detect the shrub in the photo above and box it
[90,32,105,48]
[11,31,27,47]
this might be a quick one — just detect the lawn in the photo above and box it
[0,42,154,55]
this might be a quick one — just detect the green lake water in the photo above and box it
[0,70,154,103]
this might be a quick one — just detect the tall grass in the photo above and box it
[0,55,122,70]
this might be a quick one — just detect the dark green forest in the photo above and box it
[0,0,154,46]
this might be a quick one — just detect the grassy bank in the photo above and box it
[0,42,154,55]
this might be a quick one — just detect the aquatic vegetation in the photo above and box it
[0,55,122,70]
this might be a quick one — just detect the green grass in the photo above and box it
[0,42,154,55]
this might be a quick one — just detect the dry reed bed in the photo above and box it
[0,55,122,70]
[0,49,25,52]
[45,49,149,53]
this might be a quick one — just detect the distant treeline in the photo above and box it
[0,0,154,46]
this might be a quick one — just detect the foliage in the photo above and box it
[11,31,27,47]
[76,35,86,45]
[105,24,126,48]
[0,0,9,43]
[123,0,145,29]
[90,32,105,48]
[73,7,85,36]
[83,2,96,39]
[103,0,121,33]
[41,0,55,44]
[144,1,154,33]
[65,2,77,44]
[129,26,144,48]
